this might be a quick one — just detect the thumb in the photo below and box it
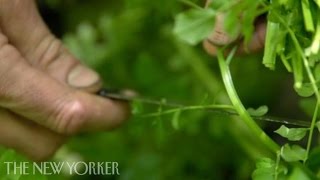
[0,0,101,92]
[0,41,129,135]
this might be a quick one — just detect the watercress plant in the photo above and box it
[173,0,320,179]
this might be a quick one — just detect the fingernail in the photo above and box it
[68,65,101,88]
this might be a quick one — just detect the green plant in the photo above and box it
[2,0,320,179]
[172,0,320,179]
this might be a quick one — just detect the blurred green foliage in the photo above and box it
[0,0,314,179]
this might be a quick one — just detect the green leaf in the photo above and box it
[288,166,311,180]
[274,125,309,141]
[281,144,307,162]
[173,9,215,45]
[247,106,269,117]
[172,110,181,130]
[294,83,315,97]
[252,158,287,180]
[252,167,274,180]
[252,158,275,180]
[306,146,320,172]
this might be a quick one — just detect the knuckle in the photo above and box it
[53,97,88,135]
[31,35,64,67]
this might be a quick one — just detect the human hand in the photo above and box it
[203,0,266,56]
[0,0,129,161]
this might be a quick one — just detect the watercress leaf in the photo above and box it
[306,146,320,172]
[287,166,311,180]
[252,157,287,180]
[281,144,307,162]
[252,168,274,180]
[256,158,275,169]
[274,125,309,141]
[172,110,181,130]
[299,98,319,118]
[252,158,287,180]
[294,83,315,97]
[173,8,216,45]
[247,106,269,117]
[252,158,275,180]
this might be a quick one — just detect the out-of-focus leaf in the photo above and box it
[288,166,311,180]
[294,84,315,97]
[252,158,287,180]
[173,8,215,45]
[281,144,307,162]
[306,146,320,172]
[252,158,274,180]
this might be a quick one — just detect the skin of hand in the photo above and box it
[203,0,266,56]
[0,0,130,161]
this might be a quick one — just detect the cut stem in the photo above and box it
[217,49,279,153]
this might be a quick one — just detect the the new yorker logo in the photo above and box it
[3,161,120,175]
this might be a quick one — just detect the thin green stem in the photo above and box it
[272,10,320,100]
[217,49,279,153]
[176,42,278,160]
[304,102,319,163]
[274,151,281,180]
[272,10,320,162]
[141,104,235,117]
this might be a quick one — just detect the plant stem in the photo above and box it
[304,102,319,163]
[176,42,277,159]
[271,10,320,162]
[274,151,281,180]
[217,49,279,153]
[142,104,235,117]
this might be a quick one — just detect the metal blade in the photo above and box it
[97,88,310,127]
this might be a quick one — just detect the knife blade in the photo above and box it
[97,88,310,127]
